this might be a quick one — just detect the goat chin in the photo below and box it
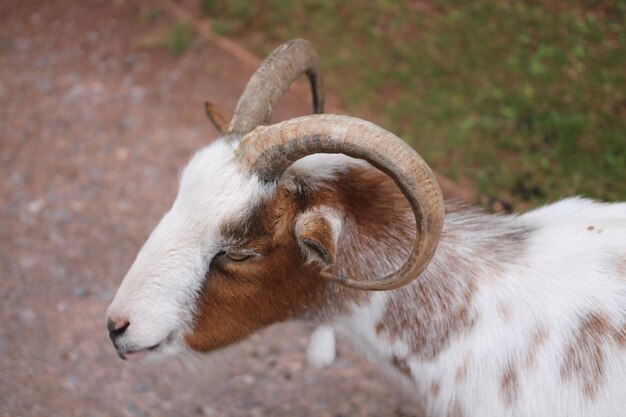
[178,344,241,383]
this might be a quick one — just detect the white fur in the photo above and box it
[307,325,336,367]
[287,153,368,184]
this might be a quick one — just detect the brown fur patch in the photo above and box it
[500,362,520,407]
[185,186,334,351]
[295,210,336,265]
[498,304,513,323]
[430,380,441,397]
[561,312,611,399]
[524,327,550,370]
[615,323,626,347]
[391,355,412,378]
[310,166,416,281]
[377,278,477,360]
[455,352,472,384]
[374,201,533,359]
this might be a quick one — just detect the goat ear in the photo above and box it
[204,101,230,134]
[295,208,343,267]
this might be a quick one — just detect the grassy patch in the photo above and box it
[162,22,194,56]
[136,6,162,23]
[136,21,195,57]
[205,0,626,209]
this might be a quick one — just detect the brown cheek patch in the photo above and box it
[185,189,331,352]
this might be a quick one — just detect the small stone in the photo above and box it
[123,54,137,70]
[200,405,216,416]
[57,301,69,313]
[130,86,145,104]
[50,264,66,279]
[126,401,142,416]
[115,147,129,160]
[35,77,53,94]
[87,31,99,44]
[27,198,46,213]
[63,375,78,390]
[73,284,88,298]
[19,256,36,269]
[70,201,84,211]
[15,38,33,52]
[241,374,255,384]
[306,374,321,384]
[88,166,104,180]
[249,407,264,417]
[120,116,135,131]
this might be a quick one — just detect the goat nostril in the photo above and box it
[107,318,130,342]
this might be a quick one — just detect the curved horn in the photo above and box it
[234,114,444,291]
[228,39,324,136]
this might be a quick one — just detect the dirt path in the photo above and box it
[0,2,469,416]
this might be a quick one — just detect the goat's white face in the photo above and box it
[106,139,270,361]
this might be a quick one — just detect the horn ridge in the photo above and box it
[227,39,324,136]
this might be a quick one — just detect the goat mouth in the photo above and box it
[117,342,161,361]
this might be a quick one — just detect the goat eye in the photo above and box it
[226,253,252,262]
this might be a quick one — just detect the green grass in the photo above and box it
[204,0,625,209]
[162,22,194,56]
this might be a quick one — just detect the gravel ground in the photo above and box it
[0,2,467,416]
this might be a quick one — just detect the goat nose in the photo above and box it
[107,318,130,345]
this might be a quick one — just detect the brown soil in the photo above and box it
[0,1,467,416]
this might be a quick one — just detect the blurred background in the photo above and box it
[1,1,624,416]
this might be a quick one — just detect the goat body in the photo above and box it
[109,147,626,416]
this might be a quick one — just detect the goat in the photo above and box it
[106,39,626,417]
